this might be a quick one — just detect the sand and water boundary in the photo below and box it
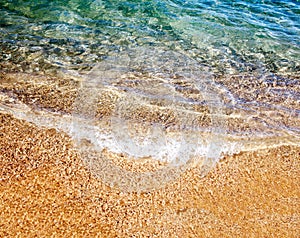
[0,72,299,237]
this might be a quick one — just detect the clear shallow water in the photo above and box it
[0,0,299,191]
[0,1,299,154]
[1,0,299,74]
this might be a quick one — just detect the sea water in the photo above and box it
[0,0,299,191]
[1,0,299,73]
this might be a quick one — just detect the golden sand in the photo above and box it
[0,72,299,237]
[1,114,299,237]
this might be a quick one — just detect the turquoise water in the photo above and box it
[0,0,299,74]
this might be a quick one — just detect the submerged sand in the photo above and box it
[0,72,299,237]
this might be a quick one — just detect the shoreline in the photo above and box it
[0,112,299,237]
[0,71,299,237]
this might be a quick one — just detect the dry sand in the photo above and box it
[0,72,299,237]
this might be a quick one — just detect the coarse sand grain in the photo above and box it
[0,112,299,237]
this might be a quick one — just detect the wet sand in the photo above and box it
[0,73,299,237]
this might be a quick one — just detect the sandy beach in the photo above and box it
[0,72,299,237]
[1,0,300,236]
